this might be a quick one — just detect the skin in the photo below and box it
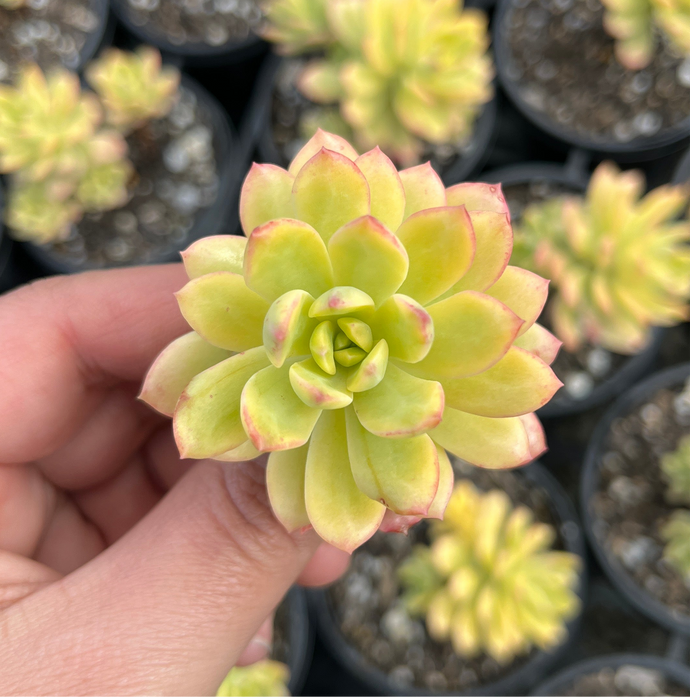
[0,264,350,695]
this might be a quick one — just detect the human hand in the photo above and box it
[0,264,349,695]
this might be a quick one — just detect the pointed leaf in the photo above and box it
[337,316,373,351]
[305,409,385,552]
[519,413,548,460]
[310,320,336,375]
[441,347,563,417]
[328,215,408,306]
[408,291,523,379]
[446,182,510,216]
[182,235,247,279]
[140,331,232,416]
[347,339,389,392]
[355,147,405,231]
[353,363,444,438]
[513,323,562,365]
[309,286,375,318]
[292,148,370,242]
[396,206,475,304]
[427,445,454,519]
[430,406,533,469]
[174,348,270,458]
[379,510,422,533]
[213,440,262,462]
[240,163,294,236]
[399,162,446,219]
[176,272,269,351]
[289,358,353,409]
[263,290,316,368]
[267,445,310,533]
[370,294,433,363]
[335,346,367,366]
[288,128,359,176]
[485,266,549,337]
[346,407,440,515]
[244,218,333,302]
[241,363,321,451]
[334,331,351,350]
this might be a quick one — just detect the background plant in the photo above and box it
[216,660,290,696]
[662,509,690,580]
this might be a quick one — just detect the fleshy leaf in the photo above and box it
[335,331,351,350]
[513,323,562,365]
[181,235,247,279]
[292,148,370,242]
[379,510,423,534]
[370,294,434,363]
[337,316,373,351]
[346,407,440,515]
[241,363,321,451]
[347,339,389,392]
[288,128,359,176]
[519,413,548,460]
[441,347,562,417]
[427,445,454,519]
[399,162,446,219]
[263,290,316,368]
[335,346,367,366]
[174,348,270,459]
[430,406,533,469]
[446,182,510,216]
[139,331,232,416]
[328,215,409,306]
[305,409,385,552]
[309,286,375,318]
[244,218,333,302]
[213,440,262,462]
[240,163,294,236]
[297,60,343,103]
[289,358,353,409]
[484,266,549,337]
[355,147,406,232]
[310,320,336,375]
[353,363,444,438]
[267,445,310,532]
[408,291,523,379]
[396,206,475,305]
[176,272,269,351]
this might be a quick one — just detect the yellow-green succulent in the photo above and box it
[0,0,26,8]
[261,0,332,54]
[399,480,581,664]
[662,509,690,578]
[86,47,180,132]
[515,162,690,355]
[662,436,690,505]
[263,0,494,165]
[140,129,562,552]
[216,660,290,697]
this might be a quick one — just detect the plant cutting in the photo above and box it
[255,0,495,181]
[0,47,237,272]
[216,660,290,696]
[140,128,562,553]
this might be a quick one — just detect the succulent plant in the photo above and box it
[140,129,562,552]
[662,509,690,579]
[0,0,25,8]
[262,0,494,165]
[515,162,690,355]
[661,435,690,505]
[86,47,180,132]
[260,0,332,54]
[399,480,581,663]
[216,660,290,697]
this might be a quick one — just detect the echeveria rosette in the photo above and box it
[140,129,562,553]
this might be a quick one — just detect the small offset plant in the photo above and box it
[216,660,290,697]
[261,0,494,165]
[399,480,581,663]
[662,435,690,504]
[601,0,690,70]
[141,129,562,552]
[662,509,690,579]
[515,162,690,355]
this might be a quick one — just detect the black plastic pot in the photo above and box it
[0,181,14,293]
[249,53,498,184]
[673,146,690,184]
[74,0,111,73]
[581,362,690,636]
[484,160,667,419]
[493,0,690,161]
[281,587,314,696]
[20,73,242,275]
[531,653,690,695]
[110,0,265,67]
[309,460,587,697]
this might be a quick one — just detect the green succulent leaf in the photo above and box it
[346,338,389,392]
[399,162,446,219]
[263,290,316,368]
[240,163,295,236]
[446,182,510,215]
[288,128,359,176]
[182,235,248,279]
[309,286,375,318]
[267,444,310,533]
[355,147,406,231]
[289,358,353,409]
[513,323,562,365]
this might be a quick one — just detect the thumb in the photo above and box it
[0,459,321,696]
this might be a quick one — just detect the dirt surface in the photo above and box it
[558,665,689,695]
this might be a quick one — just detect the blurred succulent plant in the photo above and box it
[662,436,690,505]
[86,47,180,132]
[662,509,690,579]
[0,0,25,8]
[399,480,581,663]
[140,129,562,552]
[602,0,690,69]
[262,0,493,165]
[261,0,332,54]
[216,660,290,697]
[515,162,690,355]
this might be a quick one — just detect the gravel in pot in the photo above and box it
[494,0,690,158]
[582,363,690,635]
[532,654,690,695]
[310,460,586,696]
[272,587,313,696]
[21,74,241,274]
[0,0,108,82]
[250,54,497,185]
